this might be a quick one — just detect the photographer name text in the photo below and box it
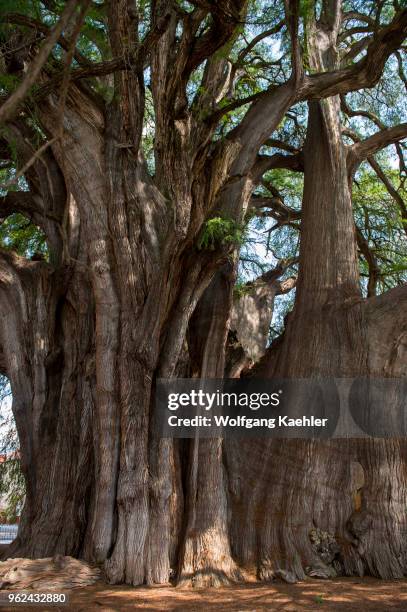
[167,415,328,429]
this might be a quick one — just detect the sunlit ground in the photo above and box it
[4,577,406,611]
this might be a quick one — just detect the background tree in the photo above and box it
[0,0,406,586]
[0,375,24,524]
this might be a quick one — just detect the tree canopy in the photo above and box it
[0,0,405,326]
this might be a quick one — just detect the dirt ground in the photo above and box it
[4,577,407,611]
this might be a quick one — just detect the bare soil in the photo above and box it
[5,577,407,611]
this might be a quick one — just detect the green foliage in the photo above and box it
[0,0,404,351]
[92,80,115,103]
[353,164,407,291]
[266,168,303,211]
[233,281,252,299]
[198,216,246,251]
[315,594,325,605]
[0,0,40,48]
[0,213,48,260]
[299,0,315,22]
[0,0,36,18]
[0,74,20,95]
[0,455,25,523]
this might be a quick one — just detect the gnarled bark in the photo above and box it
[222,4,407,581]
[178,264,242,587]
[0,0,406,590]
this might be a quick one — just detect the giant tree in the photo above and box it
[0,0,406,587]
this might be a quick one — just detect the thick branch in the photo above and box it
[223,9,407,177]
[0,192,44,222]
[0,122,68,263]
[348,124,407,169]
[184,2,247,76]
[107,0,144,147]
[0,0,82,126]
[342,11,376,27]
[2,12,92,67]
[341,95,385,130]
[252,152,303,181]
[249,193,301,228]
[298,8,407,99]
[284,0,302,82]
[366,282,407,322]
[263,138,300,153]
[29,12,171,103]
[365,283,407,375]
[356,226,380,297]
[229,261,296,366]
[341,36,371,66]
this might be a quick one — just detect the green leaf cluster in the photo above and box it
[0,213,48,260]
[0,455,25,523]
[198,216,246,251]
[353,164,407,291]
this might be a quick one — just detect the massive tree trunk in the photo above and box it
[177,264,242,586]
[0,63,250,584]
[0,245,95,560]
[221,5,407,581]
[0,0,406,590]
[0,81,219,586]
